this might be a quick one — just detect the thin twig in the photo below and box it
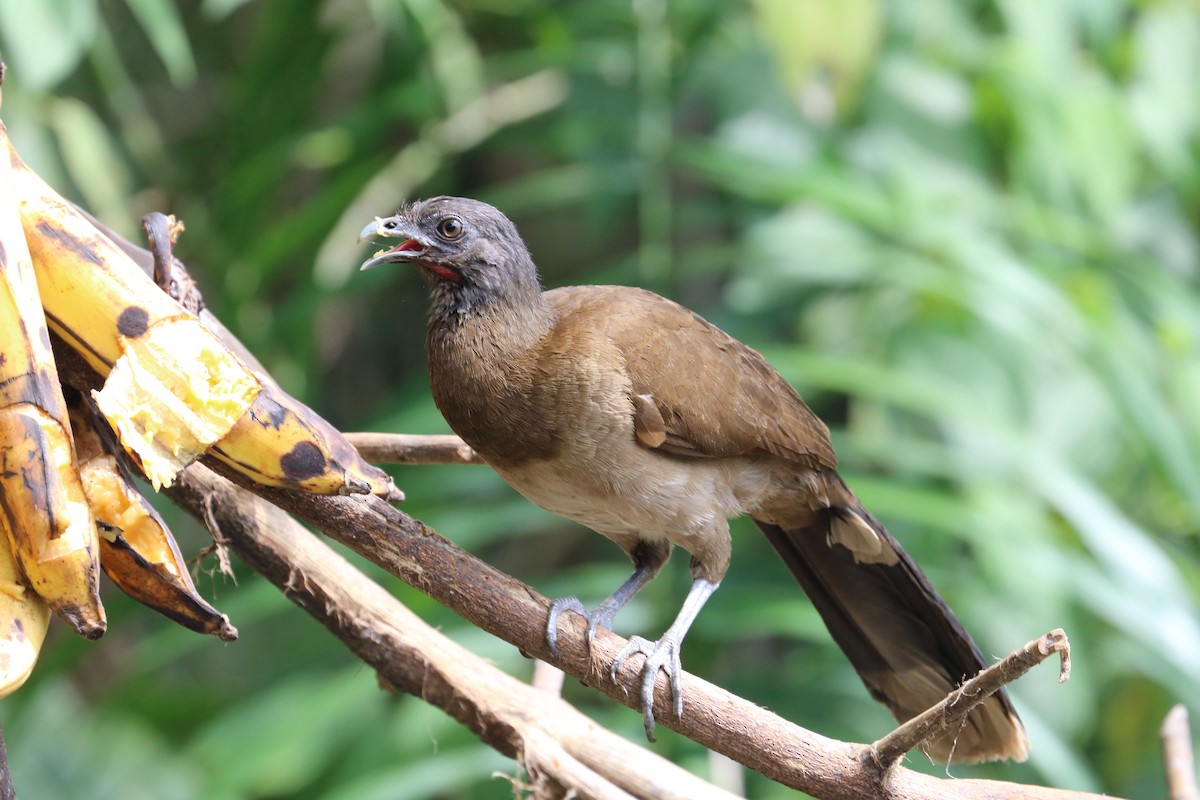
[870,629,1071,769]
[1162,705,1200,800]
[344,431,484,465]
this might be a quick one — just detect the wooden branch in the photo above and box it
[167,464,738,800]
[102,210,1116,798]
[344,431,484,465]
[870,629,1071,768]
[1162,705,1200,800]
[0,721,13,800]
[178,459,1115,800]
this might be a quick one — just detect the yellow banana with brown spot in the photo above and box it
[0,529,50,698]
[0,121,105,638]
[8,141,394,498]
[68,391,237,641]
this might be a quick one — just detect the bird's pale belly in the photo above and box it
[492,440,774,544]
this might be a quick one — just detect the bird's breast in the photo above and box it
[425,306,613,468]
[424,301,775,544]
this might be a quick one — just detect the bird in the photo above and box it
[359,196,1029,762]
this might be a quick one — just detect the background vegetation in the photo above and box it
[1,0,1198,797]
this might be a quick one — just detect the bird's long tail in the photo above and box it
[752,472,1029,764]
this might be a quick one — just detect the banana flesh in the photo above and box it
[69,394,237,641]
[93,316,261,490]
[8,140,394,497]
[0,122,106,639]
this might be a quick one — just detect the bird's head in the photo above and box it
[359,196,541,317]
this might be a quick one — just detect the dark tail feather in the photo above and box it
[753,502,1029,763]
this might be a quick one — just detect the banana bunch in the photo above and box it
[13,154,394,497]
[0,93,395,695]
[0,118,104,657]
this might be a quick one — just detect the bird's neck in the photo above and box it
[426,281,556,358]
[425,286,560,464]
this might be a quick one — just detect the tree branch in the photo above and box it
[344,431,484,465]
[167,464,738,800]
[172,458,1113,800]
[1162,705,1200,800]
[339,417,1095,782]
[870,629,1070,768]
[0,721,14,800]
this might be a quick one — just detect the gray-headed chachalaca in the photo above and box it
[360,197,1028,762]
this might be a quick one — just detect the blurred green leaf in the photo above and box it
[185,669,381,797]
[3,1,1198,797]
[47,97,136,231]
[7,681,203,800]
[124,0,198,86]
[0,0,97,90]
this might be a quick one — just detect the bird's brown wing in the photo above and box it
[545,286,836,470]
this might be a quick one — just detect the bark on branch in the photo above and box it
[344,431,484,465]
[0,722,14,800]
[1162,705,1200,800]
[174,457,1109,800]
[169,464,735,800]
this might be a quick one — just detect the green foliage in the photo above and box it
[1,0,1198,796]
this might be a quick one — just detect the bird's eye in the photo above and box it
[436,217,464,240]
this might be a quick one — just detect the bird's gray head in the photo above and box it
[359,197,541,317]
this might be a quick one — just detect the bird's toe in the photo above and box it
[546,596,590,657]
[611,635,684,741]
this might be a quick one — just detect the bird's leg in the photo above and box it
[546,539,670,657]
[610,577,720,741]
[547,566,653,655]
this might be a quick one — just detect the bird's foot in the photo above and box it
[610,634,683,742]
[546,596,622,657]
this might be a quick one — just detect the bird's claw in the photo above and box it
[546,596,624,657]
[546,596,589,657]
[610,635,683,742]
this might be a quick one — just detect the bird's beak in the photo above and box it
[358,216,428,271]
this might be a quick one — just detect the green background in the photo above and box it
[1,0,1198,797]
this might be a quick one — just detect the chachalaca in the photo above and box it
[359,197,1029,762]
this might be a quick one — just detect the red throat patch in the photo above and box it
[423,263,462,282]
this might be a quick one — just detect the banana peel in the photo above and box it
[0,121,105,638]
[8,139,394,497]
[69,392,237,641]
[0,528,50,699]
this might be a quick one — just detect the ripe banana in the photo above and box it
[0,533,50,698]
[8,140,394,497]
[69,392,237,641]
[0,122,106,639]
